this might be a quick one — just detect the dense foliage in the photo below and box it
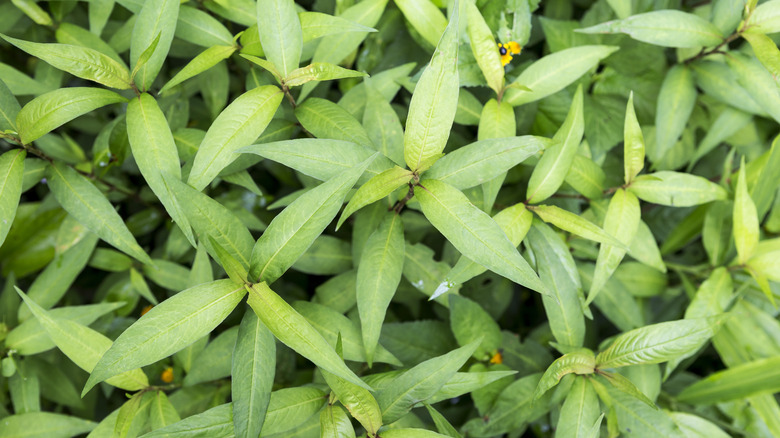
[1,0,780,436]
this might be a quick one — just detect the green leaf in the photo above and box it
[47,162,152,265]
[595,317,722,369]
[0,412,96,438]
[746,0,780,34]
[363,77,405,166]
[534,350,596,399]
[448,295,501,360]
[742,31,780,79]
[159,45,237,94]
[0,33,131,89]
[183,326,238,386]
[292,235,352,275]
[126,93,194,246]
[187,85,282,191]
[130,0,180,90]
[677,356,780,404]
[466,1,503,94]
[16,287,149,392]
[141,403,233,438]
[556,377,601,438]
[177,5,234,47]
[628,171,728,207]
[284,62,367,87]
[526,85,583,203]
[337,166,413,229]
[503,45,618,106]
[232,310,274,438]
[588,189,640,305]
[256,0,302,77]
[320,369,382,436]
[394,0,447,49]
[83,280,246,395]
[425,136,550,190]
[114,392,154,438]
[16,87,126,144]
[357,212,404,366]
[248,155,375,284]
[378,430,451,438]
[320,404,355,438]
[403,7,459,172]
[531,205,625,248]
[295,97,372,146]
[0,149,24,247]
[0,77,21,131]
[565,154,606,199]
[149,391,180,431]
[424,403,462,438]
[246,282,372,390]
[299,11,376,42]
[669,412,730,438]
[728,52,780,125]
[130,32,161,83]
[652,65,696,163]
[416,179,546,296]
[577,10,724,48]
[377,341,479,423]
[261,387,327,435]
[624,91,645,183]
[734,158,759,265]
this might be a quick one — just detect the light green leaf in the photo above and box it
[0,77,21,131]
[17,287,149,392]
[449,295,501,360]
[246,282,372,390]
[466,1,503,94]
[183,326,239,386]
[149,391,180,431]
[114,392,154,438]
[10,0,51,26]
[363,77,405,166]
[417,179,545,295]
[403,7,459,172]
[588,189,640,305]
[556,377,600,438]
[734,158,759,265]
[577,10,724,48]
[337,166,413,229]
[16,87,126,144]
[284,62,367,87]
[130,0,179,90]
[159,45,237,94]
[534,350,596,399]
[47,162,152,265]
[188,85,282,191]
[690,60,764,117]
[256,0,302,77]
[0,149,24,247]
[140,403,233,438]
[320,369,382,436]
[378,429,451,438]
[669,412,730,438]
[126,93,194,246]
[531,204,625,247]
[424,403,462,438]
[504,45,618,106]
[628,171,728,207]
[595,317,722,369]
[0,412,96,438]
[83,280,246,395]
[320,404,355,438]
[292,235,351,275]
[177,5,234,47]
[565,154,606,199]
[232,310,274,438]
[377,341,479,423]
[746,0,780,34]
[425,136,550,190]
[742,31,780,79]
[0,33,131,89]
[295,97,372,146]
[130,32,161,83]
[727,52,780,124]
[299,11,376,42]
[677,356,780,404]
[652,65,696,163]
[207,236,248,284]
[394,0,447,49]
[357,212,404,366]
[624,91,645,183]
[261,387,327,435]
[248,155,374,284]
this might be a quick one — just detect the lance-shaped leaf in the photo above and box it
[0,33,131,89]
[357,213,404,367]
[159,45,237,94]
[16,288,149,392]
[432,203,532,300]
[734,158,759,264]
[503,45,618,106]
[114,392,154,438]
[260,387,328,435]
[296,97,372,146]
[652,65,696,163]
[592,376,682,437]
[248,155,375,284]
[0,149,24,247]
[742,31,780,80]
[232,310,275,438]
[577,10,723,48]
[284,62,367,87]
[142,403,234,438]
[299,11,377,42]
[727,53,780,125]
[425,136,550,190]
[628,171,728,207]
[377,341,479,423]
[746,0,780,34]
[177,5,234,47]
[466,1,503,94]
[394,0,447,49]
[669,412,730,438]
[425,404,462,438]
[0,412,96,438]
[126,93,194,246]
[47,162,152,265]
[337,166,413,229]
[83,280,246,395]
[526,85,583,203]
[530,205,624,247]
[0,77,21,131]
[595,317,722,369]
[239,139,395,185]
[449,295,501,360]
[415,179,546,295]
[130,0,179,90]
[188,85,283,191]
[556,377,601,438]
[534,349,596,400]
[363,77,404,166]
[403,7,459,172]
[321,368,382,436]
[677,356,780,404]
[129,32,160,82]
[149,391,180,431]
[246,282,371,390]
[320,404,355,438]
[16,87,126,144]
[256,0,302,77]
[624,91,644,183]
[588,189,640,305]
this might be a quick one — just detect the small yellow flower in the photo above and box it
[498,42,523,67]
[161,367,174,383]
[140,305,153,316]
[489,350,503,365]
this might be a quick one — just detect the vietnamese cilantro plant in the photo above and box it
[2,0,780,436]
